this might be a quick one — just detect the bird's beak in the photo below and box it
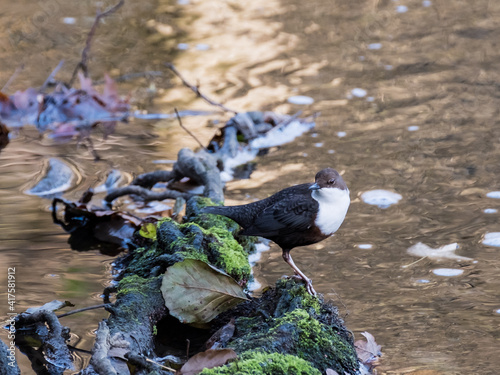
[309,183,320,191]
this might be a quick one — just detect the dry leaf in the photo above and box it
[204,318,235,350]
[355,331,382,367]
[179,349,237,375]
[161,259,248,324]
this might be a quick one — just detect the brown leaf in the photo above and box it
[355,331,382,366]
[161,259,248,324]
[179,349,237,375]
[204,318,235,350]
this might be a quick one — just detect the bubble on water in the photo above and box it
[337,131,347,138]
[368,43,382,50]
[407,125,420,131]
[287,95,314,105]
[432,268,464,277]
[361,189,402,208]
[486,191,500,198]
[351,88,367,98]
[366,96,375,102]
[422,0,432,7]
[496,308,500,314]
[327,149,335,154]
[385,65,393,70]
[396,5,408,13]
[416,279,430,284]
[482,232,500,247]
[314,142,324,147]
[177,43,189,50]
[311,133,319,138]
[484,208,498,214]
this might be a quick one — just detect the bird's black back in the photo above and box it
[202,183,323,249]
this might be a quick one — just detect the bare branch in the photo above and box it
[57,303,109,319]
[175,107,208,152]
[1,64,24,92]
[40,60,65,93]
[165,63,238,114]
[69,0,125,86]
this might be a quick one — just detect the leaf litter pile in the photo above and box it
[1,2,385,375]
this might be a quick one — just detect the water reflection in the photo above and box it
[1,0,500,374]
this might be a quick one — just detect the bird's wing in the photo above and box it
[242,197,317,237]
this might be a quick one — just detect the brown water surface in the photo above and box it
[1,0,500,374]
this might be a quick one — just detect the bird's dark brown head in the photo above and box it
[309,168,348,191]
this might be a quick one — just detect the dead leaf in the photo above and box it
[204,318,235,350]
[108,347,129,360]
[161,259,248,324]
[355,331,382,367]
[179,349,237,375]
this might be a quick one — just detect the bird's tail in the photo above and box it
[201,206,230,216]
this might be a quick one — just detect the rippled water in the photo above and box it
[1,0,500,374]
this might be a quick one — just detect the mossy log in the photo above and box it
[78,194,359,375]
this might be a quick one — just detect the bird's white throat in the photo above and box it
[311,187,350,235]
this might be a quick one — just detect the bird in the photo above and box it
[202,168,350,296]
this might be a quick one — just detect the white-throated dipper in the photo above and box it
[202,168,350,296]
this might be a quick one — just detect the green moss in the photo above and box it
[117,274,151,297]
[282,279,322,314]
[270,309,358,373]
[199,350,321,375]
[152,325,158,336]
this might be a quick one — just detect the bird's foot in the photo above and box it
[287,274,317,296]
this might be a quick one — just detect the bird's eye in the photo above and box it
[328,179,335,184]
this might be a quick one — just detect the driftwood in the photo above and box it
[105,147,224,205]
[14,310,73,374]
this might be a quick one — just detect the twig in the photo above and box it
[401,256,427,268]
[105,185,192,204]
[56,303,109,319]
[165,63,238,114]
[94,71,163,85]
[145,358,176,372]
[40,60,65,93]
[175,108,208,152]
[69,0,125,86]
[272,110,303,132]
[186,338,190,359]
[2,65,24,92]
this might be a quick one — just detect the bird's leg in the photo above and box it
[282,250,317,296]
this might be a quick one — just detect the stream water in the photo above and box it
[1,0,500,374]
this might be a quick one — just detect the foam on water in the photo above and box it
[361,189,402,208]
[432,268,464,277]
[358,244,373,249]
[249,119,315,149]
[351,88,367,98]
[368,43,382,50]
[287,95,315,105]
[482,232,500,247]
